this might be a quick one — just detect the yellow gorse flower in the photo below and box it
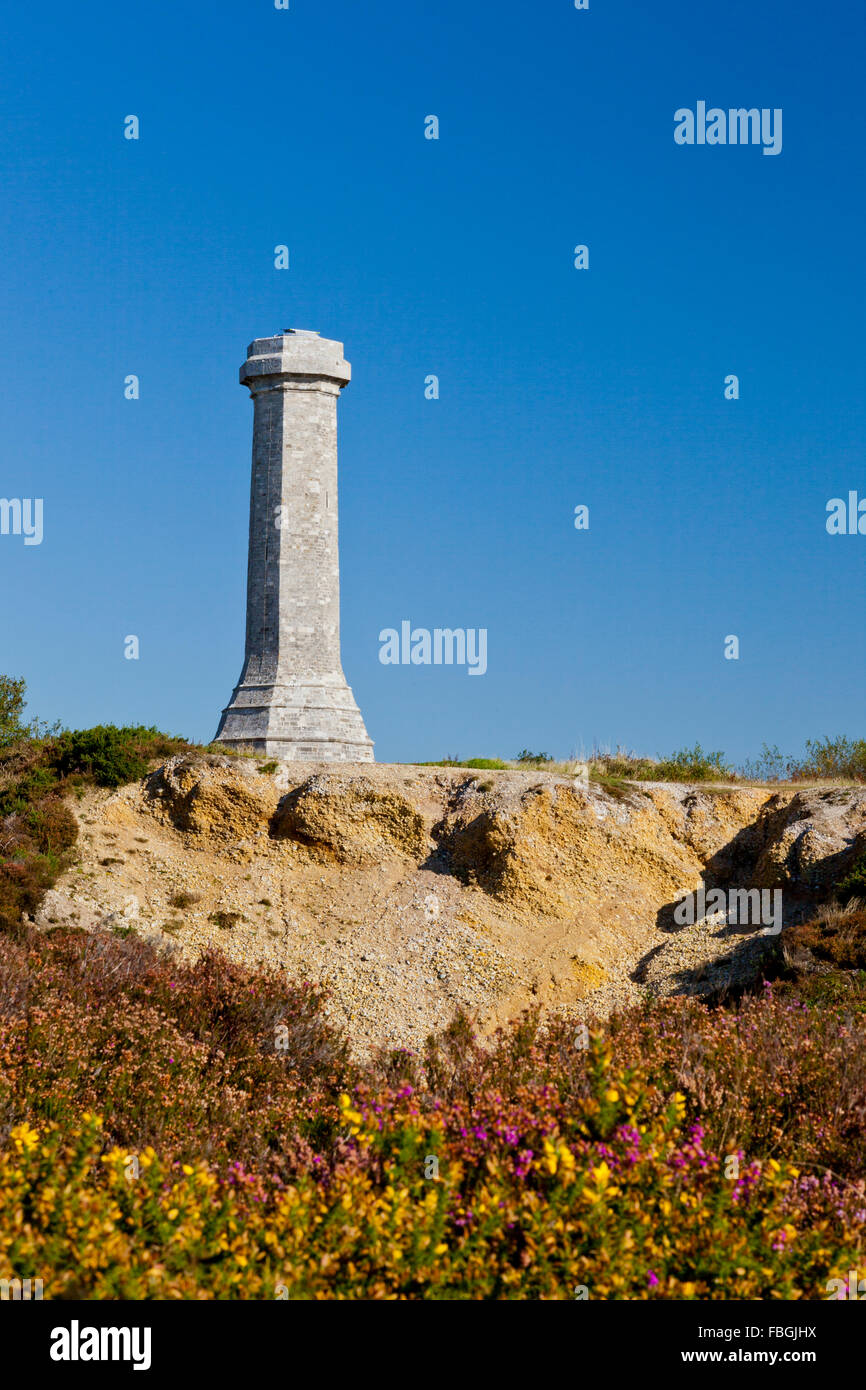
[338,1093,365,1136]
[11,1123,40,1153]
[541,1137,576,1177]
[591,1161,611,1190]
[558,1143,576,1173]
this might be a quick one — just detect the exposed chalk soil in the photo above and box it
[31,756,866,1053]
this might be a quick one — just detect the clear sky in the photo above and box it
[0,0,863,765]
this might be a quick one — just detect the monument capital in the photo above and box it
[239,330,351,391]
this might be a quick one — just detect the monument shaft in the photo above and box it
[215,331,373,760]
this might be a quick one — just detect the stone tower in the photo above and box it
[214,330,374,760]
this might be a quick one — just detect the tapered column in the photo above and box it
[214,330,374,760]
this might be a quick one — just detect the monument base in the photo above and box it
[213,677,374,762]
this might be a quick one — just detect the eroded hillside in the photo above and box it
[31,756,866,1052]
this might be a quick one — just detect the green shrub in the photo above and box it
[651,744,732,782]
[52,725,182,788]
[589,752,657,782]
[739,743,793,781]
[2,765,57,813]
[794,737,866,782]
[838,852,866,903]
[413,757,509,770]
[0,677,27,749]
[0,678,194,936]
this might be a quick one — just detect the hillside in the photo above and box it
[3,739,866,1299]
[31,753,866,1051]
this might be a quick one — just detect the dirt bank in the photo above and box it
[32,756,866,1052]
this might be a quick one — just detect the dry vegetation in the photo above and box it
[1,678,865,1298]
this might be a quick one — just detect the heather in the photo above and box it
[3,1083,860,1299]
[0,689,192,932]
[1,679,864,1297]
[0,924,864,1298]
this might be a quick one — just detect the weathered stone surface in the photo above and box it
[145,754,280,840]
[33,888,101,931]
[434,779,774,913]
[271,774,428,864]
[750,790,866,892]
[215,331,374,761]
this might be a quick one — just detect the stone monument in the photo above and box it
[214,330,374,760]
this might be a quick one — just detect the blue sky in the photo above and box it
[0,0,863,764]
